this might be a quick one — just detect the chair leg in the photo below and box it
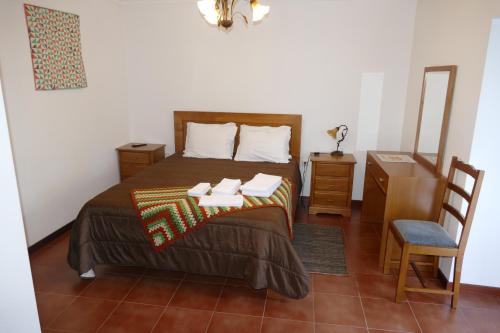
[383,229,394,274]
[396,243,410,303]
[433,256,440,278]
[452,256,463,309]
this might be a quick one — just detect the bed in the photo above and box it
[68,111,309,299]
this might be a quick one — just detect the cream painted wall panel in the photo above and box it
[353,73,384,199]
[400,0,500,286]
[122,0,416,198]
[463,19,500,287]
[0,0,129,245]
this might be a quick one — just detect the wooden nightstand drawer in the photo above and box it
[313,191,348,207]
[120,151,151,164]
[315,176,349,192]
[120,163,148,178]
[315,163,350,177]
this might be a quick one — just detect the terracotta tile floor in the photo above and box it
[30,203,500,333]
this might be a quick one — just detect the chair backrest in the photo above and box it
[438,156,484,253]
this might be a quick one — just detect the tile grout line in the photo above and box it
[95,270,146,332]
[204,277,227,333]
[36,292,77,330]
[311,278,316,333]
[365,328,414,333]
[407,300,424,333]
[258,289,268,333]
[315,322,369,330]
[456,306,479,333]
[45,271,99,330]
[355,276,370,332]
[148,272,187,333]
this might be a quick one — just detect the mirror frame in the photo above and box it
[414,65,457,174]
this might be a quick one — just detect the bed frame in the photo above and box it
[174,111,302,161]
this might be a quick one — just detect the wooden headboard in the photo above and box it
[174,111,302,161]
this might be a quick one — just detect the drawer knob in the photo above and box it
[367,162,372,166]
[379,178,385,182]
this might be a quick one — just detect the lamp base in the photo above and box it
[330,150,344,157]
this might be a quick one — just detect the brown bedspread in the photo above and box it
[68,153,309,299]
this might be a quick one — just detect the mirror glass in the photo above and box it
[414,65,456,173]
[417,71,450,165]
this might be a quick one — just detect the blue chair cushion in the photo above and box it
[392,220,458,248]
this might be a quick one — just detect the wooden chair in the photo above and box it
[383,156,484,309]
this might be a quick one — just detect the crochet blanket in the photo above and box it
[130,179,293,252]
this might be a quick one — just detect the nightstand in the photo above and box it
[116,143,165,181]
[308,153,356,217]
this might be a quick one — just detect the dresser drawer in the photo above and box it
[315,163,350,177]
[366,156,388,193]
[313,191,348,207]
[120,163,148,178]
[315,176,350,192]
[120,151,151,164]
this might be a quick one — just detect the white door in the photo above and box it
[0,73,41,332]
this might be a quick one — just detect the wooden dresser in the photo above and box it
[116,143,165,181]
[309,153,356,217]
[361,151,446,268]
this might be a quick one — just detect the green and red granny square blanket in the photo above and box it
[130,179,293,252]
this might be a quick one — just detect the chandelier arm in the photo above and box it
[232,11,248,24]
[215,0,222,23]
[231,0,237,17]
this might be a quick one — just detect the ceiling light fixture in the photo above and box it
[197,0,270,29]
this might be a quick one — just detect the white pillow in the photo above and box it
[234,125,291,163]
[183,122,237,159]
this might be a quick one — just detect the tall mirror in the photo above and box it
[414,65,457,173]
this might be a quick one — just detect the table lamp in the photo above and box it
[327,125,348,156]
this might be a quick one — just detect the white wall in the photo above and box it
[401,0,500,166]
[121,0,417,198]
[400,0,500,286]
[462,19,500,287]
[0,0,130,245]
[0,75,41,333]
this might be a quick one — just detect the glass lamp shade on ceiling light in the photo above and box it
[197,0,219,25]
[197,0,270,27]
[251,1,270,22]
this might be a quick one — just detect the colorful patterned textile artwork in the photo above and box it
[24,4,87,90]
[130,179,294,252]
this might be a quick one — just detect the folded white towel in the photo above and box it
[187,183,211,197]
[198,194,244,208]
[241,173,282,194]
[212,178,242,195]
[242,188,277,198]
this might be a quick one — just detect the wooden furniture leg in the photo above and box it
[383,230,394,275]
[396,243,410,303]
[452,256,463,309]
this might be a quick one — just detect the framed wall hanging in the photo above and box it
[24,4,87,90]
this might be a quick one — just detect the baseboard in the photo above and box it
[28,221,74,254]
[437,268,500,297]
[351,199,362,208]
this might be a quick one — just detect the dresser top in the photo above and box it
[368,151,442,179]
[310,153,356,164]
[116,143,165,152]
